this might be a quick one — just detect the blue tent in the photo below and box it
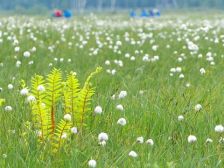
[63,10,72,18]
[130,10,136,17]
[141,9,148,17]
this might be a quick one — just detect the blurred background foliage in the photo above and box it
[0,0,224,11]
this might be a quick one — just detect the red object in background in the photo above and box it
[54,10,63,17]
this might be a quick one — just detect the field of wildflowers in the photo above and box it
[0,13,224,167]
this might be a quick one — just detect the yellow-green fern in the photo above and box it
[63,72,80,124]
[44,68,62,133]
[26,67,102,153]
[52,119,72,153]
[31,75,50,141]
[75,67,102,130]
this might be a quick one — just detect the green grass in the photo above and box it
[0,13,224,167]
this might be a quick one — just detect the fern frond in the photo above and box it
[52,119,72,153]
[44,68,62,134]
[31,75,45,101]
[83,66,102,89]
[31,102,50,142]
[76,86,95,129]
[20,79,26,89]
[75,67,102,130]
[30,75,50,142]
[63,72,80,125]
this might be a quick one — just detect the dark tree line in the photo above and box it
[0,0,224,10]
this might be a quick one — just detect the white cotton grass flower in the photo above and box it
[27,95,36,102]
[186,83,191,88]
[111,69,116,75]
[37,85,45,92]
[214,125,224,133]
[64,114,72,122]
[105,60,110,65]
[5,106,12,111]
[136,136,144,143]
[88,159,97,168]
[14,46,20,52]
[194,104,202,112]
[206,138,213,143]
[146,139,154,146]
[200,68,206,75]
[36,130,42,137]
[98,132,108,142]
[117,118,127,126]
[16,60,21,67]
[60,58,64,62]
[125,53,130,58]
[20,88,29,96]
[176,67,182,73]
[179,74,184,79]
[94,105,103,114]
[139,90,144,95]
[170,68,176,73]
[178,115,184,121]
[118,90,127,99]
[71,127,78,134]
[130,56,135,61]
[2,154,7,159]
[31,46,36,52]
[116,104,124,111]
[8,84,13,90]
[23,51,31,58]
[188,135,197,143]
[61,133,67,139]
[129,151,138,158]
[28,61,34,65]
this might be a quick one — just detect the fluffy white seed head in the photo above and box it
[136,136,144,143]
[178,115,184,121]
[20,88,29,96]
[27,95,36,102]
[195,104,202,112]
[118,90,127,99]
[117,118,127,126]
[71,127,78,134]
[8,84,13,90]
[129,151,138,158]
[94,106,103,114]
[37,85,45,92]
[116,104,124,111]
[64,114,72,122]
[188,135,197,143]
[23,51,31,58]
[200,68,206,75]
[5,106,12,111]
[215,125,224,133]
[146,139,154,146]
[88,160,97,168]
[98,132,108,142]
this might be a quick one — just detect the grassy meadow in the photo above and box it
[0,13,224,167]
